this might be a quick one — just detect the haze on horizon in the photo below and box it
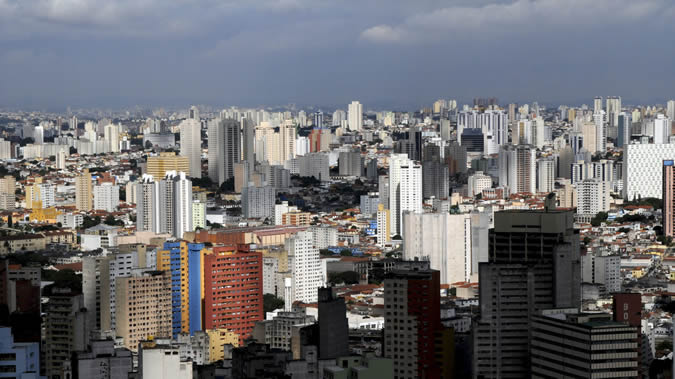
[1,0,674,110]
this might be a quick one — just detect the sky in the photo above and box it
[1,0,674,111]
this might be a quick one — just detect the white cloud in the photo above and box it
[361,0,674,44]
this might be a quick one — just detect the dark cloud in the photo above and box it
[1,0,674,110]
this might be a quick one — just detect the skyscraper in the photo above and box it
[593,96,603,114]
[242,117,255,164]
[473,201,581,378]
[618,112,632,147]
[498,145,536,194]
[104,123,120,153]
[208,117,241,185]
[663,160,675,237]
[75,169,93,211]
[347,101,363,131]
[135,172,192,238]
[285,231,325,304]
[537,157,555,193]
[136,174,159,233]
[93,182,119,212]
[179,113,202,178]
[594,110,607,153]
[388,154,422,236]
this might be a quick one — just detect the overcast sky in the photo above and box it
[1,0,674,111]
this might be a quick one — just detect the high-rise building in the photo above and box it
[203,245,263,345]
[208,117,241,185]
[347,101,363,131]
[618,112,632,147]
[56,149,67,169]
[93,182,119,212]
[44,287,89,378]
[624,142,675,199]
[136,174,159,233]
[654,114,670,144]
[498,145,536,194]
[156,241,206,337]
[332,109,346,126]
[241,185,275,219]
[317,287,349,359]
[445,142,467,175]
[116,270,172,352]
[0,138,11,159]
[606,96,622,128]
[383,265,450,379]
[0,327,40,378]
[72,339,133,379]
[161,171,193,239]
[537,157,555,193]
[285,231,325,304]
[575,179,610,217]
[403,212,481,284]
[473,203,581,378]
[75,169,93,211]
[146,152,190,180]
[467,171,492,197]
[104,123,120,153]
[594,110,606,153]
[664,160,675,237]
[422,160,449,199]
[0,176,15,210]
[338,151,362,177]
[179,116,202,178]
[388,154,422,236]
[593,96,603,114]
[581,253,621,294]
[255,120,296,165]
[242,118,255,164]
[376,204,390,247]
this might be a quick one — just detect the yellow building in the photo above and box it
[75,169,92,211]
[632,267,646,279]
[206,329,239,362]
[29,207,62,223]
[25,177,43,210]
[146,152,190,180]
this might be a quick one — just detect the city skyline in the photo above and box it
[1,0,675,109]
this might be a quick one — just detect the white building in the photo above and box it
[136,175,160,233]
[165,171,193,239]
[348,101,363,131]
[309,226,337,249]
[376,206,390,247]
[581,254,621,294]
[0,138,11,159]
[537,158,556,194]
[93,183,120,212]
[498,145,536,194]
[56,149,67,169]
[192,201,206,230]
[623,142,675,199]
[468,171,492,197]
[388,154,422,236]
[104,124,120,153]
[179,116,202,179]
[139,345,193,379]
[575,179,610,216]
[285,231,326,304]
[241,185,275,219]
[402,212,475,284]
[653,114,670,144]
[594,111,606,153]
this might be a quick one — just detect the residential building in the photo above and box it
[44,288,89,378]
[75,169,93,211]
[93,182,119,212]
[208,117,241,185]
[388,154,422,236]
[179,115,202,178]
[0,327,40,379]
[285,231,325,304]
[624,142,675,199]
[146,152,190,179]
[348,101,363,131]
[241,185,275,219]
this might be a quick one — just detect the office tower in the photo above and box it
[347,101,363,131]
[75,169,93,211]
[136,174,159,233]
[624,142,675,199]
[179,117,202,178]
[376,204,390,247]
[338,151,362,176]
[473,204,581,378]
[146,152,190,180]
[116,270,172,352]
[104,123,120,153]
[618,112,632,147]
[0,176,15,210]
[445,142,468,174]
[498,145,536,194]
[536,158,555,193]
[208,117,241,185]
[384,266,448,379]
[242,118,255,164]
[530,310,637,378]
[558,145,574,179]
[461,128,484,153]
[0,327,40,377]
[332,109,346,126]
[422,160,449,199]
[593,96,603,114]
[581,254,621,294]
[203,246,263,344]
[594,110,606,153]
[241,185,275,219]
[654,114,670,144]
[93,183,119,212]
[156,241,205,337]
[606,96,622,128]
[402,212,479,284]
[285,231,325,304]
[44,288,89,378]
[664,160,675,237]
[576,179,610,217]
[468,171,492,197]
[440,119,451,140]
[317,287,349,359]
[388,154,422,236]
